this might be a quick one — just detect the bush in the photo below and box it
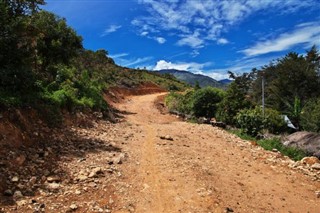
[192,87,225,118]
[236,107,264,136]
[165,90,194,115]
[301,98,320,132]
[264,108,287,134]
[236,107,287,136]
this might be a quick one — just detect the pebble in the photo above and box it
[47,176,61,183]
[11,176,19,182]
[70,204,78,210]
[4,189,13,196]
[13,190,23,199]
[311,163,320,170]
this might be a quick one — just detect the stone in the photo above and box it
[30,176,37,185]
[77,174,88,181]
[311,163,320,170]
[160,135,173,141]
[47,176,61,183]
[15,155,26,166]
[88,167,103,178]
[4,189,13,196]
[11,176,19,182]
[70,204,78,210]
[16,200,28,206]
[113,153,125,164]
[301,157,320,166]
[13,190,23,199]
[47,182,60,190]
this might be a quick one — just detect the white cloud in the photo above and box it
[241,22,320,56]
[153,60,210,71]
[217,38,229,45]
[101,25,121,36]
[109,53,129,59]
[207,72,230,81]
[122,57,153,67]
[140,31,149,36]
[114,56,153,68]
[177,31,204,48]
[133,0,316,48]
[155,37,166,44]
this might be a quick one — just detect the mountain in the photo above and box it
[218,79,232,85]
[155,69,224,88]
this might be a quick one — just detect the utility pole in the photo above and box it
[262,72,265,118]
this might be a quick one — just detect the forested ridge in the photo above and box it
[0,0,187,116]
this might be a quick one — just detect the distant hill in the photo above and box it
[155,69,225,88]
[218,79,232,85]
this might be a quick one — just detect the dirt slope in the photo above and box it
[1,93,319,212]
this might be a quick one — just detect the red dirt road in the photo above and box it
[114,93,320,213]
[1,92,319,213]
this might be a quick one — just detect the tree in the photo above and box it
[216,71,254,124]
[251,48,320,127]
[31,11,83,81]
[192,87,225,118]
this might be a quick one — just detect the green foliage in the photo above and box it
[229,130,307,161]
[165,87,225,119]
[236,107,265,136]
[165,90,195,115]
[216,72,253,125]
[257,138,307,161]
[192,87,225,118]
[263,108,287,134]
[252,50,320,115]
[301,98,320,132]
[236,107,287,136]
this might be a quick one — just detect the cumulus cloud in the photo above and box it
[101,25,121,36]
[133,0,316,48]
[153,60,210,71]
[241,22,320,56]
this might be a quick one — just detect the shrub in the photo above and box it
[236,107,264,136]
[301,98,320,132]
[236,107,287,136]
[264,108,287,134]
[192,87,225,118]
[165,90,195,115]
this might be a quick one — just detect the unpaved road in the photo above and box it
[114,93,320,213]
[1,93,319,213]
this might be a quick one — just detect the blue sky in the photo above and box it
[44,0,320,80]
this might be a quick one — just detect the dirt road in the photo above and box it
[1,93,319,212]
[114,93,320,213]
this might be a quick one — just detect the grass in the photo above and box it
[228,129,307,161]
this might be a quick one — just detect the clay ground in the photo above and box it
[1,93,320,212]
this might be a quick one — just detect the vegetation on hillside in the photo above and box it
[165,87,225,119]
[166,46,320,137]
[0,0,188,114]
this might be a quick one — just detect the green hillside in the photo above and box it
[0,2,188,112]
